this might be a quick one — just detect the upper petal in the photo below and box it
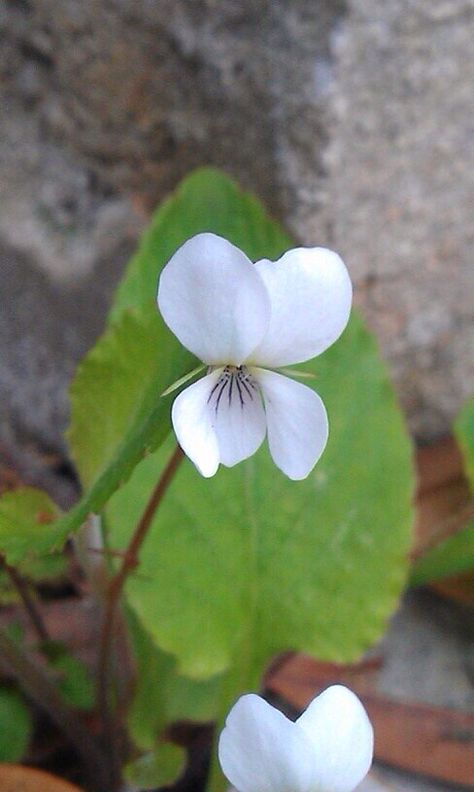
[171,371,221,477]
[158,233,271,366]
[255,369,328,480]
[296,685,374,792]
[250,247,352,367]
[218,694,313,792]
[210,367,267,468]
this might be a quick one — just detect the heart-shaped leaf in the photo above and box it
[107,311,414,680]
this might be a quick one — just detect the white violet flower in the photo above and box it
[218,685,374,792]
[157,233,352,480]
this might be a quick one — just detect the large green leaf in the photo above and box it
[107,311,414,680]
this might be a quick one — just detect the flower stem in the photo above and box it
[0,628,107,791]
[96,445,184,790]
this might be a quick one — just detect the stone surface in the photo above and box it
[365,589,473,791]
[358,767,457,791]
[374,587,474,791]
[0,0,473,468]
[376,589,474,713]
[325,1,474,439]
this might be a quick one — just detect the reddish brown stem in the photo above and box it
[2,560,50,643]
[96,445,183,789]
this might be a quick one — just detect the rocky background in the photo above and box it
[1,0,473,485]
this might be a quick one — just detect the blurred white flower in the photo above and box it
[218,685,374,792]
[157,233,352,480]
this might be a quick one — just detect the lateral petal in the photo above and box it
[171,371,221,477]
[158,233,271,366]
[297,685,374,792]
[256,369,328,480]
[251,247,352,367]
[218,694,313,792]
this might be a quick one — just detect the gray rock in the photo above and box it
[361,589,474,792]
[324,0,474,438]
[358,767,456,791]
[1,0,473,473]
[376,588,474,712]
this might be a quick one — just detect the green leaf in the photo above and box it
[110,167,292,324]
[45,311,194,549]
[0,488,62,565]
[0,552,67,606]
[43,643,95,710]
[67,310,194,491]
[0,315,194,564]
[0,687,32,761]
[410,523,474,585]
[127,610,221,750]
[410,397,474,586]
[107,311,414,680]
[124,743,186,789]
[454,396,474,487]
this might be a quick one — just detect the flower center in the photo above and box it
[208,365,259,413]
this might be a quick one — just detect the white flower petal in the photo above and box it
[158,233,271,366]
[210,368,266,468]
[297,686,374,792]
[251,247,352,367]
[218,694,313,792]
[255,369,328,480]
[171,371,222,477]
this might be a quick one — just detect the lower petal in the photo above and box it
[218,694,313,792]
[211,368,267,467]
[296,685,374,792]
[255,369,328,480]
[171,372,221,477]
